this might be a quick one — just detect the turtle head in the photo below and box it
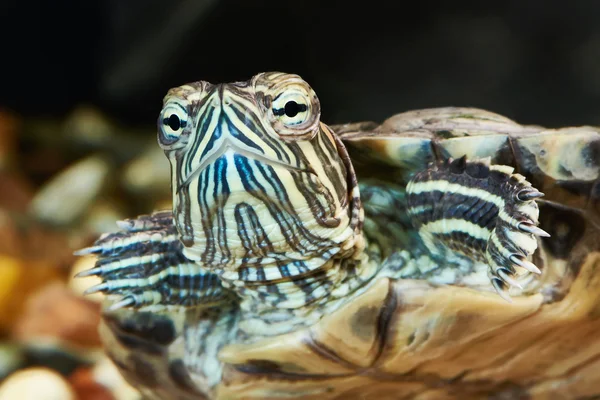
[157,72,363,282]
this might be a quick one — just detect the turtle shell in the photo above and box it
[94,107,600,399]
[208,108,600,399]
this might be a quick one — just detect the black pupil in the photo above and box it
[284,101,306,118]
[166,114,181,131]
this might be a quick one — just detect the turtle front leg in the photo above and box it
[76,210,231,310]
[406,156,549,301]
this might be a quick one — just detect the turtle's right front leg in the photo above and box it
[76,210,231,310]
[406,156,549,301]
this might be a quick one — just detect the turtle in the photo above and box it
[77,72,600,399]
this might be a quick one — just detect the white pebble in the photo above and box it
[0,368,75,400]
[29,155,110,226]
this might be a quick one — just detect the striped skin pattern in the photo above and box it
[76,211,229,310]
[99,299,239,400]
[79,74,548,328]
[406,156,547,301]
[75,78,600,398]
[156,72,376,331]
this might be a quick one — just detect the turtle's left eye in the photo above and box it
[272,92,310,126]
[158,102,189,147]
[261,75,320,140]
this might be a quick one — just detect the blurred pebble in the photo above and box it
[0,172,34,212]
[29,155,111,226]
[0,368,75,400]
[92,357,142,400]
[62,107,116,147]
[61,106,149,162]
[0,255,64,331]
[0,210,74,266]
[0,256,22,328]
[13,282,102,349]
[83,201,127,237]
[122,144,170,196]
[69,366,116,400]
[19,117,75,182]
[69,256,104,303]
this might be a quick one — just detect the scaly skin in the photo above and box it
[77,73,600,400]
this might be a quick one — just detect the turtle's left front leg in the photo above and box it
[406,156,549,301]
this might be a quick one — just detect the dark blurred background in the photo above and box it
[2,0,600,127]
[0,1,599,398]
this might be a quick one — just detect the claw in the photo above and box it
[509,254,541,274]
[517,222,551,237]
[491,277,512,303]
[516,189,545,202]
[83,283,109,295]
[496,268,523,289]
[73,246,100,256]
[75,267,102,278]
[107,296,136,311]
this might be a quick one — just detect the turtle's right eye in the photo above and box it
[158,102,189,147]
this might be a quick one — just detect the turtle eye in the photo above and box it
[272,91,311,127]
[158,101,189,147]
[256,73,321,139]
